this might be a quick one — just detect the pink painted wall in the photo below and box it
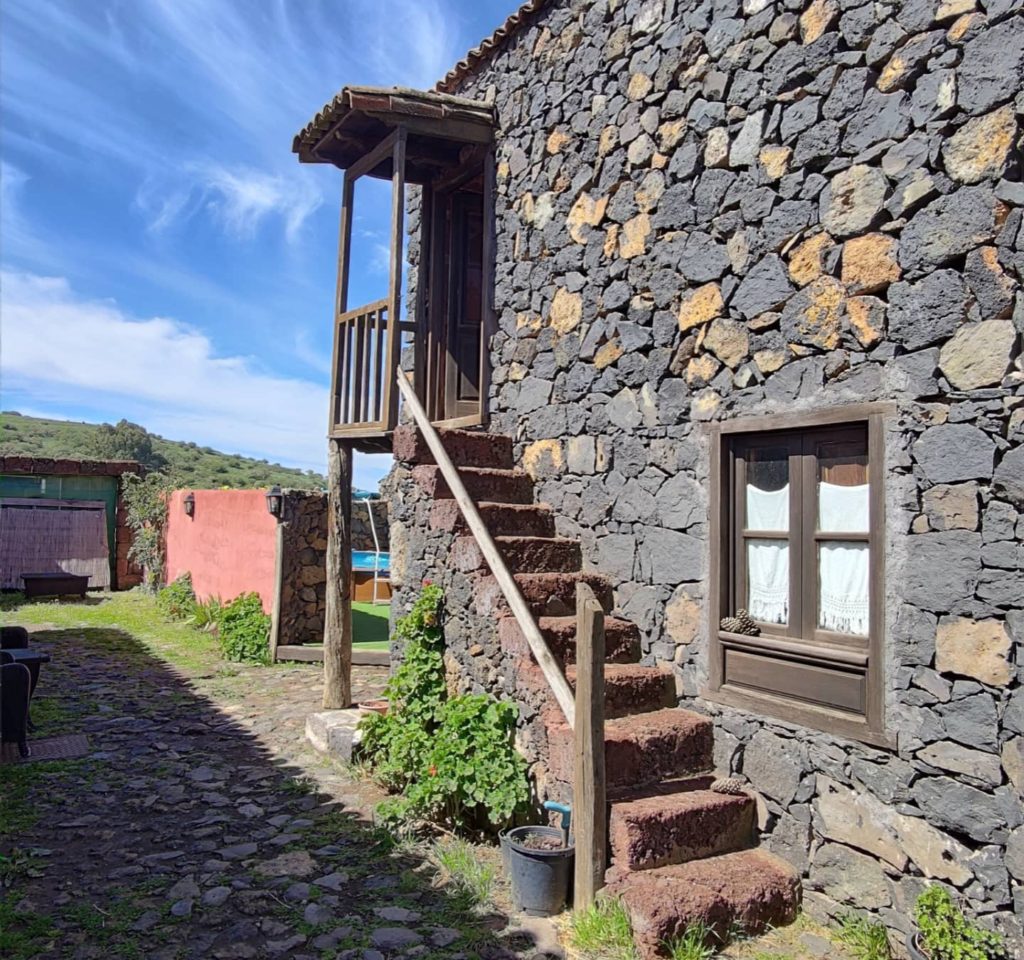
[165,489,276,612]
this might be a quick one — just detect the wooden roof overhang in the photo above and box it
[292,85,494,183]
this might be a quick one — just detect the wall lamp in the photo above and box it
[183,492,196,518]
[265,485,284,520]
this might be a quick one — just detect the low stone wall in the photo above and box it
[278,492,328,645]
[352,499,389,552]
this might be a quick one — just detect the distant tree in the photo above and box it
[92,419,165,469]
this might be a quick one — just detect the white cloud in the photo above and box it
[1,270,393,488]
[1,271,328,470]
[137,164,324,242]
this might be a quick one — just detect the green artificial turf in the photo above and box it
[352,601,390,649]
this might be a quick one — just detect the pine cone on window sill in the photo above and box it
[719,609,760,636]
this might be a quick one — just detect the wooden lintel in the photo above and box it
[361,111,493,145]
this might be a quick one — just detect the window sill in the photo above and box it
[700,683,895,751]
[718,630,869,667]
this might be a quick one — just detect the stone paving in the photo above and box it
[2,623,559,959]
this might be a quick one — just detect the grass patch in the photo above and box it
[0,893,56,960]
[353,601,389,648]
[0,760,89,839]
[838,913,891,960]
[7,592,221,673]
[566,898,638,960]
[433,839,496,908]
[664,922,717,960]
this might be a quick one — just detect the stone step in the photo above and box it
[412,464,533,504]
[476,571,614,619]
[431,501,557,538]
[607,781,756,875]
[547,708,714,790]
[518,663,674,720]
[499,615,642,666]
[605,849,801,959]
[392,425,514,470]
[453,536,582,575]
[566,664,675,719]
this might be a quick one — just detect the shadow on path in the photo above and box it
[0,624,554,960]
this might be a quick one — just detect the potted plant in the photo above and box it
[909,886,1008,960]
[505,802,574,917]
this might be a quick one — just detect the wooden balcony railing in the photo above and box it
[329,298,413,438]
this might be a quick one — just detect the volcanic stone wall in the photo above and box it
[278,491,328,645]
[352,499,390,552]
[387,0,1024,943]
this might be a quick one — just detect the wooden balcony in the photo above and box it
[329,298,414,447]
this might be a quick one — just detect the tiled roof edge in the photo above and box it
[435,0,551,94]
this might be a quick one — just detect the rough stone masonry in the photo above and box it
[385,0,1024,946]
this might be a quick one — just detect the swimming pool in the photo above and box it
[352,550,390,573]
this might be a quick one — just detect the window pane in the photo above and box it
[818,439,868,532]
[747,539,789,625]
[819,541,869,635]
[745,446,789,532]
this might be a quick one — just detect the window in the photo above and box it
[709,409,888,745]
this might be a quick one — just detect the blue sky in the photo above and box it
[0,0,511,490]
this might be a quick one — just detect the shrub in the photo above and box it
[360,585,528,832]
[190,596,223,632]
[915,886,1007,960]
[218,593,271,664]
[121,471,177,590]
[157,573,196,621]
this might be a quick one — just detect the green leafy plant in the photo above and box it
[156,573,196,621]
[360,585,528,832]
[914,887,1007,960]
[217,593,271,664]
[120,471,177,590]
[839,913,891,960]
[567,897,638,959]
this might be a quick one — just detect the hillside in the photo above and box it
[0,412,327,491]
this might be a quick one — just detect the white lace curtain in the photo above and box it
[818,481,869,635]
[745,482,869,635]
[746,485,789,625]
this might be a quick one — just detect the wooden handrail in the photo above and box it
[395,370,577,727]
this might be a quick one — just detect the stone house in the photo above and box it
[294,0,1023,952]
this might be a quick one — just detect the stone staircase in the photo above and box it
[394,425,800,959]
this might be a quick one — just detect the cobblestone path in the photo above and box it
[1,622,557,960]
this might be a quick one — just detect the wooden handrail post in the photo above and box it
[394,370,576,727]
[573,580,606,910]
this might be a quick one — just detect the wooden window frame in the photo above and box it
[705,404,893,748]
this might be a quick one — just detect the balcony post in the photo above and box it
[323,436,353,709]
[383,126,407,431]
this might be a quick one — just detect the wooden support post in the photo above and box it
[323,437,353,709]
[573,580,606,911]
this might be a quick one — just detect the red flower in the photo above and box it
[422,578,433,586]
[428,764,437,776]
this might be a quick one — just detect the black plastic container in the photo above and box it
[505,825,574,917]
